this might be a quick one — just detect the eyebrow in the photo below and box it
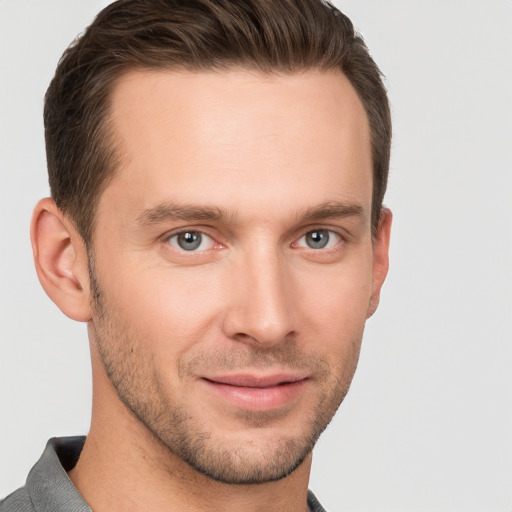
[135,200,365,228]
[136,202,237,227]
[297,201,366,224]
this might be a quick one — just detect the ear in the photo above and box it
[31,198,92,322]
[367,208,392,318]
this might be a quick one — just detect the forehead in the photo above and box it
[102,68,372,222]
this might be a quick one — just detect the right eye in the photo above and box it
[167,231,216,252]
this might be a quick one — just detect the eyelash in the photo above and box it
[293,229,342,251]
[163,226,345,255]
[165,230,220,253]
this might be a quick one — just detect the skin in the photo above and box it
[31,69,391,512]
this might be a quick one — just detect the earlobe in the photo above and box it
[367,208,392,318]
[31,198,92,322]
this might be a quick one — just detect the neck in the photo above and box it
[69,357,313,512]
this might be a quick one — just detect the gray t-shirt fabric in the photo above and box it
[1,437,328,511]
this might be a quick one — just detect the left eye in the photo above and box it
[168,231,215,252]
[295,229,341,250]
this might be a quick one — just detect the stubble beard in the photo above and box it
[89,266,361,485]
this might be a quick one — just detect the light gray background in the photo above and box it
[1,1,511,510]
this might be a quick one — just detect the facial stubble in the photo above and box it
[89,263,362,485]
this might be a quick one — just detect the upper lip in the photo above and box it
[202,373,309,388]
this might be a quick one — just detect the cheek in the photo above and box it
[103,264,226,354]
[292,254,373,372]
[296,258,374,328]
[96,240,374,362]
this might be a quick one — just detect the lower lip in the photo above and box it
[201,379,308,411]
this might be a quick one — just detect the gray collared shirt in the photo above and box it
[1,437,328,511]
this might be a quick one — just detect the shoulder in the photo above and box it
[307,490,329,512]
[1,436,88,512]
[0,486,34,512]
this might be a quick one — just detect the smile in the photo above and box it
[200,373,309,411]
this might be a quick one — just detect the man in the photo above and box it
[1,0,391,510]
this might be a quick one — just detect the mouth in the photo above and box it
[200,373,309,411]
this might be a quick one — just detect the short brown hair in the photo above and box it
[45,0,391,243]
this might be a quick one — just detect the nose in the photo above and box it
[221,250,295,346]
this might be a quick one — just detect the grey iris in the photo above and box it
[305,230,329,249]
[177,231,202,251]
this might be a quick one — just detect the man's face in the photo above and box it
[88,69,386,484]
